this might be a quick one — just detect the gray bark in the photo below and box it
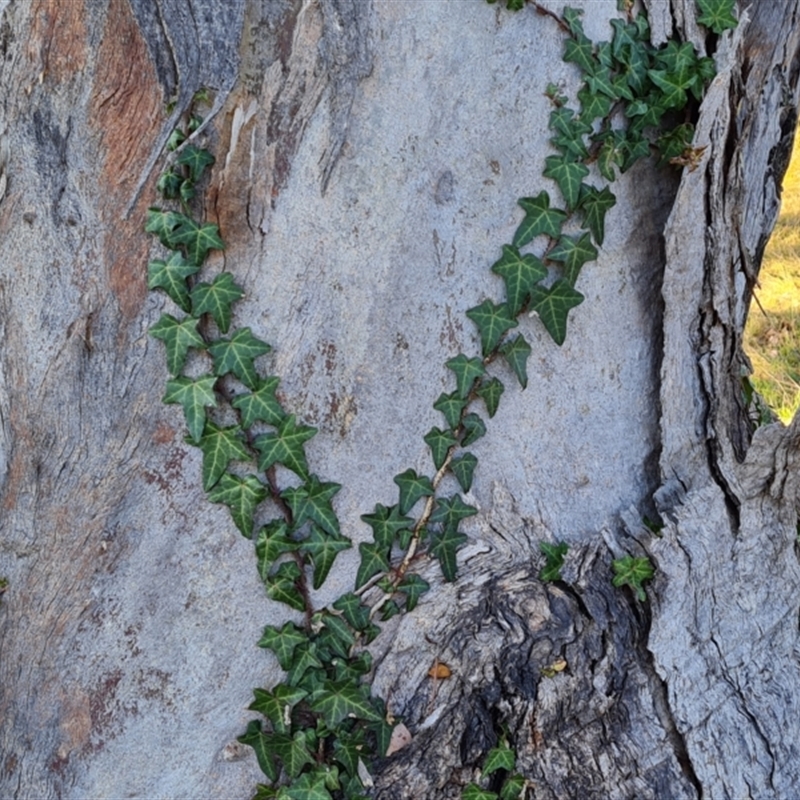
[0,1,797,798]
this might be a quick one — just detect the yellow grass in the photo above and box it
[743,131,800,424]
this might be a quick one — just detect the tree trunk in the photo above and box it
[0,1,798,798]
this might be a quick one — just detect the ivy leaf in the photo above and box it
[281,476,342,536]
[190,272,245,334]
[145,207,185,249]
[179,180,195,204]
[500,774,527,800]
[311,680,384,728]
[466,300,518,356]
[491,245,547,316]
[286,641,324,687]
[430,494,478,530]
[476,377,504,418]
[547,232,599,286]
[257,621,307,670]
[360,503,413,549]
[355,541,390,590]
[206,472,267,537]
[529,280,585,345]
[149,313,205,376]
[446,354,486,399]
[500,335,532,389]
[254,414,316,479]
[255,520,297,582]
[512,192,567,248]
[171,216,225,265]
[148,252,199,312]
[162,374,217,442]
[393,468,435,515]
[656,123,696,165]
[429,525,468,582]
[166,128,186,152]
[281,770,334,800]
[450,452,478,492]
[231,377,286,428]
[696,0,737,33]
[462,787,497,800]
[175,144,215,183]
[423,426,458,470]
[563,34,596,74]
[271,731,315,779]
[540,541,569,582]
[483,743,516,775]
[433,391,466,430]
[266,561,305,611]
[647,68,693,110]
[398,574,430,612]
[577,85,612,122]
[333,593,371,631]
[319,612,356,654]
[586,66,617,99]
[196,421,250,491]
[300,524,351,590]
[612,555,655,601]
[249,685,307,735]
[460,413,486,447]
[238,720,278,783]
[577,185,616,247]
[562,6,586,37]
[543,155,589,210]
[208,327,271,389]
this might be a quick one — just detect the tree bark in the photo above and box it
[0,1,798,798]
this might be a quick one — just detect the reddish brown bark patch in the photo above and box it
[29,0,88,83]
[89,0,163,320]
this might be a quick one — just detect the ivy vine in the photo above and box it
[145,2,737,798]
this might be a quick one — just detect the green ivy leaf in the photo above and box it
[171,216,225,265]
[360,503,413,549]
[300,525,351,590]
[147,252,199,312]
[529,279,585,345]
[333,593,371,631]
[540,541,569,582]
[450,452,478,492]
[466,300,518,356]
[512,192,567,248]
[398,573,430,612]
[318,612,356,653]
[190,272,245,334]
[696,0,737,33]
[175,144,215,183]
[249,685,307,735]
[238,720,278,783]
[647,67,693,110]
[393,469,435,515]
[271,730,315,779]
[231,377,286,428]
[311,680,384,727]
[286,642,325,688]
[254,414,316,479]
[162,374,218,442]
[577,85,612,121]
[281,770,334,800]
[500,334,532,389]
[257,621,307,669]
[577,185,616,247]
[149,313,205,376]
[145,207,185,248]
[196,421,250,491]
[429,525,468,582]
[483,743,516,775]
[166,128,186,152]
[433,391,467,430]
[281,476,341,536]
[208,327,271,389]
[157,167,182,199]
[355,541,390,590]
[461,412,487,447]
[266,561,305,611]
[543,155,589,210]
[655,122,696,165]
[423,426,458,470]
[476,377,504,418]
[255,520,297,582]
[179,179,195,204]
[446,354,486,399]
[547,231,599,286]
[429,495,478,531]
[562,6,585,37]
[500,774,527,800]
[612,555,655,601]
[563,34,596,75]
[462,785,498,800]
[206,472,267,537]
[491,245,547,316]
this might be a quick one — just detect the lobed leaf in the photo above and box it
[450,452,478,493]
[266,562,305,611]
[299,525,351,590]
[254,414,316,479]
[257,621,307,670]
[577,185,616,247]
[360,503,413,549]
[191,272,245,333]
[196,421,250,491]
[476,376,505,418]
[148,252,199,312]
[162,374,218,442]
[429,524,468,583]
[281,476,342,536]
[208,327,271,389]
[433,391,466,430]
[310,680,384,728]
[171,216,225,265]
[238,720,278,783]
[491,245,547,316]
[512,192,567,248]
[355,541,390,590]
[500,335,532,389]
[446,354,486,399]
[460,412,487,448]
[206,472,267,537]
[398,573,430,612]
[483,743,516,775]
[543,155,589,210]
[547,231,599,286]
[466,300,518,356]
[529,279,584,345]
[540,540,569,582]
[255,520,297,582]
[149,313,205,376]
[696,0,738,34]
[423,426,458,470]
[175,144,215,183]
[232,377,286,428]
[393,468,435,515]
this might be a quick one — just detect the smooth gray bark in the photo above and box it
[0,1,798,798]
